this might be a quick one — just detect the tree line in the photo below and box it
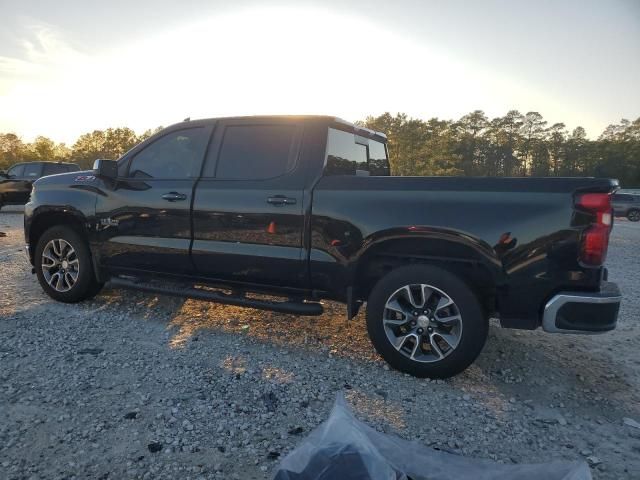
[361,111,639,186]
[1,111,639,186]
[0,127,163,172]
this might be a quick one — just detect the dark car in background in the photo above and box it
[612,193,640,221]
[0,162,80,210]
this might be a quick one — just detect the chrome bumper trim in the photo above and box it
[542,291,622,334]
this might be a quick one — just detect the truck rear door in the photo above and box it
[191,118,307,288]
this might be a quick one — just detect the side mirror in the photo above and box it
[0,170,8,178]
[93,159,118,179]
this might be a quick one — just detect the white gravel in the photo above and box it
[1,206,639,479]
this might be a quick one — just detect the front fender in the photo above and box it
[25,179,98,264]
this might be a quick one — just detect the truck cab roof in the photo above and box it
[168,115,388,143]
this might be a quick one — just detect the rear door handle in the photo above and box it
[162,192,187,202]
[267,195,297,206]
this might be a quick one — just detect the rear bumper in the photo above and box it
[542,282,621,334]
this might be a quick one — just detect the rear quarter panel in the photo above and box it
[310,176,610,328]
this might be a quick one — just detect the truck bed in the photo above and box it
[309,175,619,328]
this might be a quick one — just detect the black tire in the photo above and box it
[34,225,103,302]
[366,264,488,378]
[627,209,640,222]
[84,278,106,300]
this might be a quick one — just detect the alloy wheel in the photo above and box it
[383,283,463,363]
[41,238,80,292]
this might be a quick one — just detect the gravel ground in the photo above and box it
[1,206,639,479]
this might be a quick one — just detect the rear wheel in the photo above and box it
[35,226,103,302]
[366,265,488,378]
[628,209,640,222]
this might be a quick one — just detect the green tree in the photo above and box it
[3,112,639,186]
[53,143,72,162]
[547,123,567,176]
[453,110,489,175]
[138,126,164,142]
[519,112,547,176]
[486,111,523,176]
[71,127,141,168]
[361,113,431,175]
[416,118,462,176]
[103,127,140,158]
[0,133,25,170]
[563,126,587,175]
[530,140,551,176]
[593,118,640,186]
[362,113,461,176]
[32,136,56,160]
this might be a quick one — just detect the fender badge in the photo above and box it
[99,218,119,227]
[74,175,96,182]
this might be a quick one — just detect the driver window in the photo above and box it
[128,128,208,179]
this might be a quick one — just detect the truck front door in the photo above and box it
[95,126,212,275]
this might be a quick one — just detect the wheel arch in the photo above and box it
[350,231,503,318]
[28,207,91,265]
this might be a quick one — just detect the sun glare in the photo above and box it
[0,6,566,143]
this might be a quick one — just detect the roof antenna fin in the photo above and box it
[183,117,190,122]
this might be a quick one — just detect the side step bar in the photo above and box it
[109,277,324,316]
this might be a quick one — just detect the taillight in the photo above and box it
[576,193,612,266]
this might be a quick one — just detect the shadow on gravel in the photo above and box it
[169,299,379,358]
[92,286,379,361]
[91,286,639,421]
[5,284,639,477]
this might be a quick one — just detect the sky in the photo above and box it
[0,0,639,144]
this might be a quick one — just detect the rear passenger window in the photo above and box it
[209,125,297,180]
[23,163,41,178]
[43,164,69,176]
[325,128,390,176]
[325,129,368,176]
[368,140,390,176]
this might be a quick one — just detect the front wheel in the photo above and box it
[366,265,488,378]
[627,209,640,222]
[35,226,103,302]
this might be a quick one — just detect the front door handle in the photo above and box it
[267,195,297,206]
[162,192,187,202]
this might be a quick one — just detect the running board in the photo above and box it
[109,277,324,316]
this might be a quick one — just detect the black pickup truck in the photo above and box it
[23,115,622,378]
